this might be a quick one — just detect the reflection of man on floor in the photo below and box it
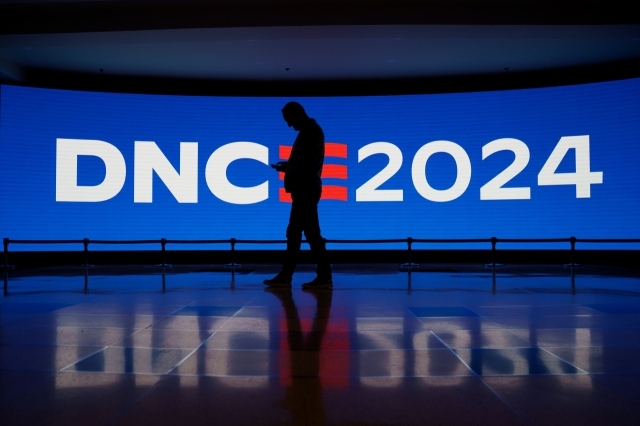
[266,288,332,426]
[264,102,332,289]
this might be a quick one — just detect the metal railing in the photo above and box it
[4,236,640,295]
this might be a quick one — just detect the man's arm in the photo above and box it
[287,126,323,174]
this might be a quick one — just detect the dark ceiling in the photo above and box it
[1,0,639,95]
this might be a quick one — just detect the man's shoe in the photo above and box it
[301,276,333,289]
[263,274,292,287]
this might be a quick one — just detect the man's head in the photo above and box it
[282,102,309,130]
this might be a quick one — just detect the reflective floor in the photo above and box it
[2,263,640,425]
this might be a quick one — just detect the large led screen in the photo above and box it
[1,80,639,251]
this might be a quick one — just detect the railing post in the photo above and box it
[485,237,504,268]
[491,237,497,267]
[400,237,418,270]
[231,238,236,278]
[484,237,504,268]
[154,238,171,268]
[3,238,8,296]
[83,238,90,268]
[161,238,167,266]
[407,237,413,273]
[563,236,579,268]
[491,237,498,268]
[570,236,576,267]
[3,238,8,269]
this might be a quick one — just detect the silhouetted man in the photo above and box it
[264,102,332,289]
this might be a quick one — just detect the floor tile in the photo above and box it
[172,306,242,317]
[0,344,103,371]
[472,304,602,316]
[510,328,640,348]
[203,330,446,351]
[0,326,137,346]
[56,303,183,316]
[189,295,262,306]
[172,348,358,378]
[353,317,428,331]
[110,376,526,426]
[171,349,277,376]
[354,306,415,317]
[205,330,344,351]
[619,313,640,324]
[484,315,640,330]
[358,349,473,377]
[433,329,533,348]
[408,306,479,317]
[116,329,215,349]
[218,316,350,332]
[583,304,640,315]
[0,302,75,315]
[66,347,192,374]
[545,347,640,373]
[0,313,37,326]
[16,313,158,329]
[484,375,640,425]
[0,369,53,400]
[354,330,447,350]
[109,376,291,426]
[594,374,640,399]
[235,305,349,318]
[454,348,581,375]
[0,372,160,426]
[146,315,228,331]
[418,316,502,330]
[3,263,640,426]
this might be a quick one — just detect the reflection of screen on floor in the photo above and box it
[1,79,639,250]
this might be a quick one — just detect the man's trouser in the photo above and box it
[281,189,331,279]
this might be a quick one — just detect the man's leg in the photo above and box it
[264,201,303,286]
[281,200,304,278]
[301,201,332,281]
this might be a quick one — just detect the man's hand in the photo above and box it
[271,161,288,172]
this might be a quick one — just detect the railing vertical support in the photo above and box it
[3,238,8,296]
[400,237,418,270]
[491,237,497,267]
[407,237,413,274]
[83,238,90,268]
[153,238,171,268]
[564,236,579,268]
[570,236,576,267]
[161,238,167,266]
[485,236,504,268]
[3,238,8,269]
[231,238,236,278]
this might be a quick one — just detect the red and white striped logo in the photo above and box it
[278,143,348,202]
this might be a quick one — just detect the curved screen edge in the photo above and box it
[1,79,639,251]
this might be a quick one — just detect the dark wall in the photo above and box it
[2,0,639,35]
[14,59,640,97]
[2,0,639,95]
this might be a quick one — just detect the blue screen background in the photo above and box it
[1,80,639,251]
